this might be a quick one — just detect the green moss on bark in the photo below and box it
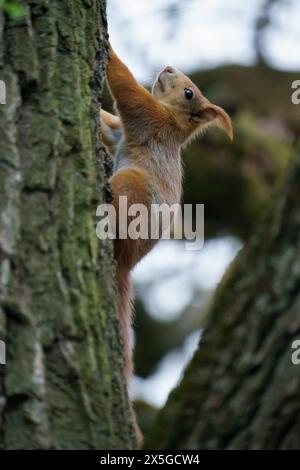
[0,0,135,450]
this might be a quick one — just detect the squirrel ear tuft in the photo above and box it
[192,103,233,141]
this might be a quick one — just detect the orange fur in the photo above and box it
[110,168,157,382]
[101,42,233,448]
[102,43,233,386]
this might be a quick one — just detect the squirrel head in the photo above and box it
[152,66,233,142]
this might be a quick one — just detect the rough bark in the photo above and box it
[145,150,300,449]
[0,0,135,449]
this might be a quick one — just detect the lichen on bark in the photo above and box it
[0,0,135,450]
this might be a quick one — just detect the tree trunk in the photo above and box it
[146,150,300,450]
[0,0,135,449]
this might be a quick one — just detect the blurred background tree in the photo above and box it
[106,0,299,436]
[146,148,300,449]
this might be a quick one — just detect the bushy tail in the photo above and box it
[116,267,143,447]
[116,267,134,381]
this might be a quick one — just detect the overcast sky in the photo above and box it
[108,0,300,82]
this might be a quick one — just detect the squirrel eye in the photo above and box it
[184,88,193,100]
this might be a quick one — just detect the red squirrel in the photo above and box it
[101,44,233,383]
